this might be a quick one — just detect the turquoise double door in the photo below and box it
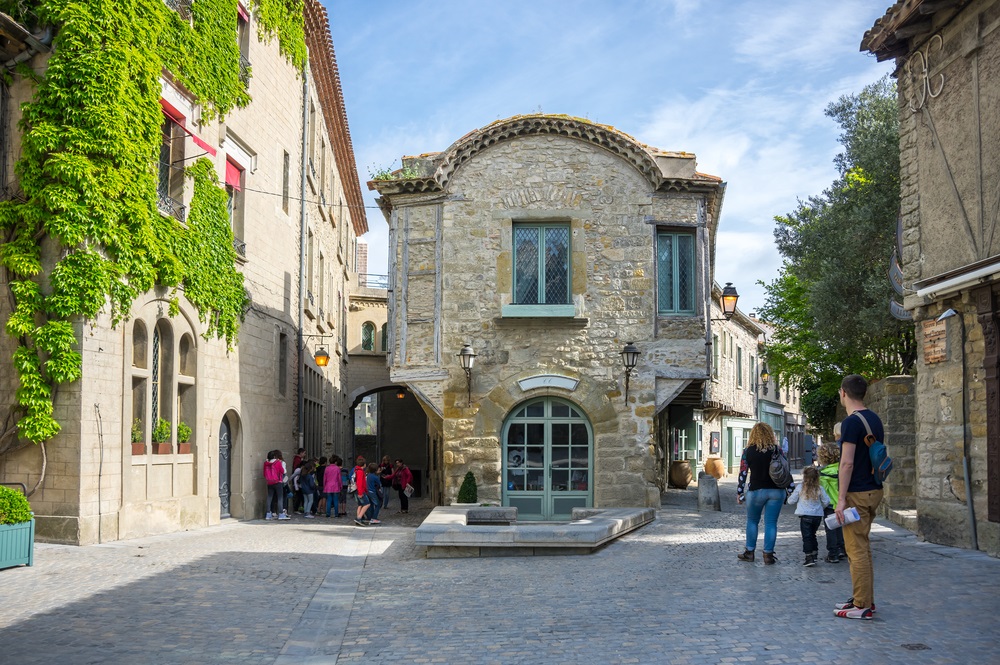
[502,397,593,521]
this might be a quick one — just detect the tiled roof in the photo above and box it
[303,0,367,236]
[860,0,968,60]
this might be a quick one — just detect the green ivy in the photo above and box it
[0,0,306,445]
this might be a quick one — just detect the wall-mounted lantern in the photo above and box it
[621,341,640,401]
[457,344,477,406]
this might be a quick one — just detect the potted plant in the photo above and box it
[151,418,172,454]
[0,485,34,569]
[455,471,478,505]
[177,421,192,454]
[130,418,145,456]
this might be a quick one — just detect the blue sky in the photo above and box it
[325,0,893,313]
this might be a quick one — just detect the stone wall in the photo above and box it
[865,376,916,516]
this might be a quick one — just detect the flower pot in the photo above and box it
[178,442,191,454]
[131,443,146,456]
[669,460,693,489]
[704,456,726,480]
[152,443,172,454]
[0,518,34,569]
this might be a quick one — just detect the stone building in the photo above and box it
[370,115,728,518]
[863,0,1000,556]
[0,1,366,544]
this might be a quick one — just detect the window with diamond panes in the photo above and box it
[361,322,375,351]
[513,224,570,305]
[657,232,695,314]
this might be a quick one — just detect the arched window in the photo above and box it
[380,323,388,353]
[132,321,147,369]
[361,322,375,351]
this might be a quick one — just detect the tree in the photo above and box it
[760,76,915,433]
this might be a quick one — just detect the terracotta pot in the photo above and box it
[152,442,172,455]
[704,457,726,480]
[131,443,146,456]
[178,443,191,454]
[669,460,693,489]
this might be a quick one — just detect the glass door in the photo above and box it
[503,397,592,520]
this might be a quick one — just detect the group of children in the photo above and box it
[786,424,848,566]
[265,449,414,527]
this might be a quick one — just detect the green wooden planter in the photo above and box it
[0,518,34,569]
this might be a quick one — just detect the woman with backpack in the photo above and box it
[263,450,290,521]
[324,456,343,518]
[736,422,788,565]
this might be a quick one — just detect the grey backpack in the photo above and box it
[769,448,793,488]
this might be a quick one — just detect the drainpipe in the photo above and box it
[937,308,977,550]
[296,67,310,451]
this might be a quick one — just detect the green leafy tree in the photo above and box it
[761,76,915,433]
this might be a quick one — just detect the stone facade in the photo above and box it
[0,1,366,544]
[371,115,726,517]
[864,0,1000,555]
[864,376,917,516]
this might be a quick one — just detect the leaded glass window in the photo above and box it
[657,231,696,314]
[361,322,375,351]
[513,224,570,305]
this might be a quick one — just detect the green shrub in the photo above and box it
[152,418,171,444]
[457,471,478,503]
[177,421,192,443]
[0,486,32,525]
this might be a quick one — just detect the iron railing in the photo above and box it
[359,274,389,289]
[233,237,246,258]
[239,54,251,86]
[157,189,186,223]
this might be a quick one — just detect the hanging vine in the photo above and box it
[0,0,306,453]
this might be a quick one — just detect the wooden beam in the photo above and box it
[895,20,934,39]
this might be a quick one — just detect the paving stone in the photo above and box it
[1,483,998,664]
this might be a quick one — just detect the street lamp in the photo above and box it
[457,344,477,406]
[621,341,640,401]
[314,346,330,367]
[711,283,740,321]
[758,363,770,396]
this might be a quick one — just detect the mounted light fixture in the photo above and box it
[621,341,640,401]
[759,363,770,396]
[711,282,740,321]
[396,387,406,400]
[457,344,477,406]
[314,346,330,367]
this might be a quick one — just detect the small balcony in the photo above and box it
[165,0,192,20]
[239,54,251,86]
[233,237,247,259]
[157,189,186,223]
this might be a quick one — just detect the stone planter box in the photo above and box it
[0,518,34,569]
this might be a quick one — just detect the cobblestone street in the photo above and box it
[2,480,998,664]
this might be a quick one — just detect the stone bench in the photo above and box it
[415,506,655,558]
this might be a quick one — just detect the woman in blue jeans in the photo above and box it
[736,422,790,565]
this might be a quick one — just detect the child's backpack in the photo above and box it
[263,460,283,485]
[853,411,893,485]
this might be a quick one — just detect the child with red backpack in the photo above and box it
[263,450,290,520]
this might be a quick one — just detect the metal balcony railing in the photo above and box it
[359,274,389,289]
[165,0,192,20]
[157,189,186,223]
[239,54,251,86]
[233,237,246,258]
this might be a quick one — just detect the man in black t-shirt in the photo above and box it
[833,374,884,621]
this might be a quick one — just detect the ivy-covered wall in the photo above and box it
[0,0,305,448]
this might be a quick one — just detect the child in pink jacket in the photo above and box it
[324,458,343,517]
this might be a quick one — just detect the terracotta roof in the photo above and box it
[860,0,968,60]
[303,0,367,235]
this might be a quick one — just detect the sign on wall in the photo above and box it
[922,318,948,364]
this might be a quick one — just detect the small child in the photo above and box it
[366,462,383,524]
[819,433,847,563]
[787,466,831,567]
[300,461,318,518]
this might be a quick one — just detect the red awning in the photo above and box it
[237,2,249,21]
[226,159,242,191]
[158,98,218,157]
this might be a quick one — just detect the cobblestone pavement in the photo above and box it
[2,480,998,664]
